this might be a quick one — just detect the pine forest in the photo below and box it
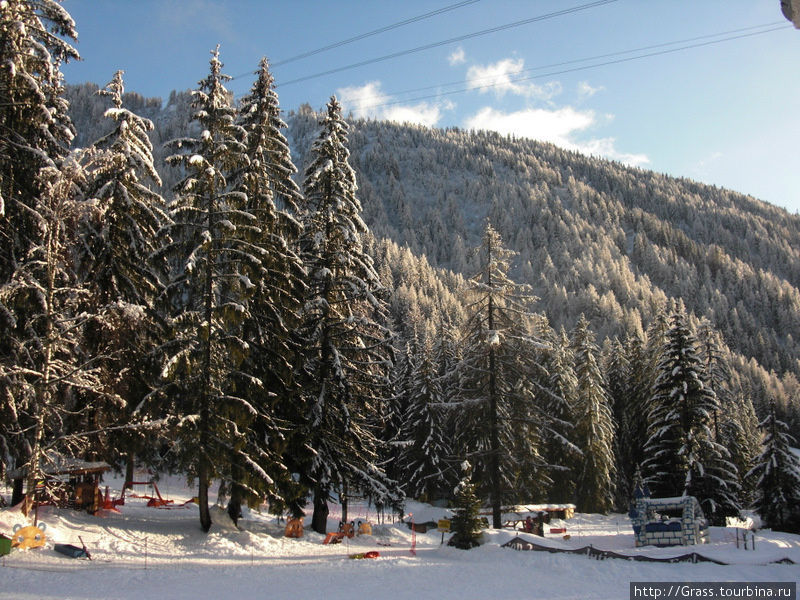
[2,0,800,535]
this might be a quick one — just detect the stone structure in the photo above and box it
[630,495,709,547]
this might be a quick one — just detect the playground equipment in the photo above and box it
[357,520,372,536]
[349,551,380,559]
[284,518,304,538]
[630,494,709,547]
[7,455,110,514]
[11,522,47,550]
[102,481,196,510]
[323,521,361,544]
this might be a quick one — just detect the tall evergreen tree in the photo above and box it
[570,315,616,513]
[0,0,79,283]
[0,160,107,500]
[643,312,739,522]
[397,336,453,501]
[604,336,634,510]
[76,70,169,478]
[382,340,415,484]
[297,97,400,533]
[747,402,800,533]
[0,0,79,479]
[149,48,266,532]
[226,57,307,521]
[541,326,579,504]
[696,321,730,441]
[722,391,761,508]
[454,222,540,528]
[621,332,656,494]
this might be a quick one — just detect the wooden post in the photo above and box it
[410,515,416,556]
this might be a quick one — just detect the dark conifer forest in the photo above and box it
[3,0,800,535]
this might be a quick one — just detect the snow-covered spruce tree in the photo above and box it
[0,159,108,500]
[237,57,303,215]
[381,340,415,485]
[225,57,307,521]
[696,321,751,516]
[540,326,579,504]
[0,0,78,479]
[297,97,401,534]
[149,48,266,532]
[432,320,463,463]
[623,318,667,494]
[75,71,169,478]
[448,461,483,549]
[642,311,739,523]
[433,319,462,396]
[604,336,634,510]
[747,402,800,533]
[453,222,541,528]
[722,391,761,508]
[570,315,615,514]
[397,336,454,502]
[696,321,730,441]
[0,0,79,284]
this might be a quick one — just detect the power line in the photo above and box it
[344,22,788,104]
[272,0,482,67]
[276,0,620,88]
[230,0,481,82]
[346,24,790,112]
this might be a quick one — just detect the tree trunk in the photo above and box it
[198,376,212,531]
[227,459,243,526]
[198,455,211,532]
[11,478,24,506]
[341,482,348,525]
[312,486,329,534]
[125,454,135,488]
[489,343,501,529]
[227,494,242,526]
[487,249,502,529]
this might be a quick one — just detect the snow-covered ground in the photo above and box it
[1,475,798,600]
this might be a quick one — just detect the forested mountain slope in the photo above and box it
[291,106,799,374]
[65,86,800,425]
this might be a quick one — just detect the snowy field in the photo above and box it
[1,476,798,600]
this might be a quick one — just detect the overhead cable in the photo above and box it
[276,0,620,87]
[344,21,788,104]
[272,0,482,67]
[230,0,481,81]
[347,24,790,111]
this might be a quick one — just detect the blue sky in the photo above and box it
[60,0,800,213]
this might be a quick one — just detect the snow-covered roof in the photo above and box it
[6,452,111,480]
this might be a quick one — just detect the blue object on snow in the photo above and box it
[54,543,88,558]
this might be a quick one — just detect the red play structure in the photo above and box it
[101,481,196,511]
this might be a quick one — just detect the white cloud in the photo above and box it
[383,104,447,127]
[464,106,649,167]
[464,106,593,145]
[336,82,388,117]
[337,81,449,128]
[578,137,650,166]
[448,47,466,66]
[577,81,604,99]
[466,58,561,100]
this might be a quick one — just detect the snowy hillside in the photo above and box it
[64,86,800,431]
[1,476,798,600]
